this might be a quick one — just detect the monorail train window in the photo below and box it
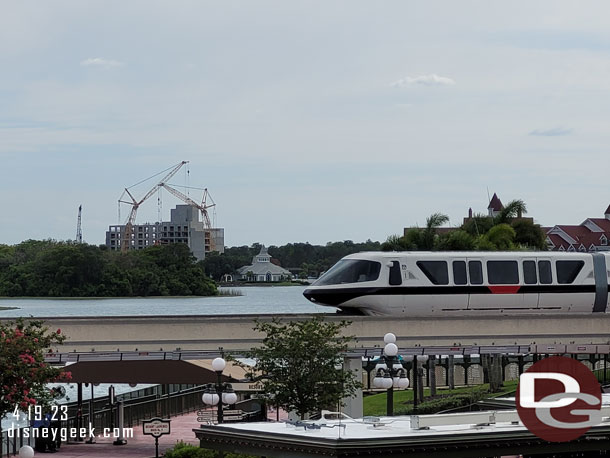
[389,261,402,285]
[468,261,483,284]
[487,261,519,284]
[538,260,552,284]
[315,259,381,285]
[556,260,585,284]
[523,261,537,284]
[416,261,449,285]
[452,261,467,285]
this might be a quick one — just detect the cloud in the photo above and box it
[390,74,456,88]
[528,127,572,137]
[80,57,124,68]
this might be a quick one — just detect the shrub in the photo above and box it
[163,441,260,458]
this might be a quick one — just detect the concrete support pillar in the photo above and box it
[342,357,363,419]
[448,355,455,390]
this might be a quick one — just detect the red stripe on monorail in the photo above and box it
[488,286,521,294]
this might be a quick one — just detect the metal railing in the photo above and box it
[1,426,35,458]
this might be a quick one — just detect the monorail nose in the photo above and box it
[303,288,316,302]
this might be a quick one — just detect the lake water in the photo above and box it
[0,286,333,317]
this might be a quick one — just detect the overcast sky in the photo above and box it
[1,1,610,247]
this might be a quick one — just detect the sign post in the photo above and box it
[142,418,171,458]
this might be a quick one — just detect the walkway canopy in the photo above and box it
[67,359,248,384]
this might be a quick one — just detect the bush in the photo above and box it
[164,442,214,458]
[163,441,260,458]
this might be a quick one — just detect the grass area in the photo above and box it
[594,367,610,383]
[363,380,519,416]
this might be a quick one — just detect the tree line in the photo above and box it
[201,240,382,280]
[0,240,217,297]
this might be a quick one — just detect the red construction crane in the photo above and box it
[118,161,188,252]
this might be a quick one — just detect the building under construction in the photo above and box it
[105,161,224,261]
[105,205,224,260]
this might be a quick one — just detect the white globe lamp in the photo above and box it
[19,446,34,458]
[223,391,238,405]
[212,357,226,372]
[398,376,410,389]
[383,333,396,344]
[383,376,393,389]
[384,343,398,357]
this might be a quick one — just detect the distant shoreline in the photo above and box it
[219,282,310,287]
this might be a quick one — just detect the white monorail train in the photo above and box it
[303,251,610,316]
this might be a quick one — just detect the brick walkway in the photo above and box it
[37,408,286,457]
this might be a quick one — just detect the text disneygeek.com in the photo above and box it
[6,423,134,441]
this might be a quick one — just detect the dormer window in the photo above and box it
[601,234,608,246]
[578,244,586,252]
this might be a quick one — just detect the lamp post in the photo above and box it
[372,333,409,416]
[201,357,238,424]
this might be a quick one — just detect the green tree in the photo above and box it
[438,230,477,250]
[485,224,516,250]
[0,319,71,421]
[421,213,449,250]
[461,213,495,237]
[236,317,361,419]
[381,234,407,251]
[512,219,547,250]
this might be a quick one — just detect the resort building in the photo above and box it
[545,205,610,252]
[237,246,291,282]
[105,204,224,260]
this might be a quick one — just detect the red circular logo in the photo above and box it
[516,356,601,442]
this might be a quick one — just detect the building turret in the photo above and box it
[487,193,503,217]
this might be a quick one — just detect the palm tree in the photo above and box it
[421,213,449,250]
[494,199,527,225]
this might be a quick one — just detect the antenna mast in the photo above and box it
[76,205,83,243]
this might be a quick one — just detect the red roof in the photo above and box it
[488,193,503,211]
[546,233,569,249]
[606,205,610,215]
[586,218,610,232]
[576,232,607,250]
[551,225,590,243]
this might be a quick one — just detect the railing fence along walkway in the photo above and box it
[60,384,266,442]
[1,426,34,458]
[1,384,265,456]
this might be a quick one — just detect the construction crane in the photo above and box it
[76,205,82,243]
[161,184,217,252]
[160,184,216,229]
[118,161,188,252]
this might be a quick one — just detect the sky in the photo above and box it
[1,1,610,248]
